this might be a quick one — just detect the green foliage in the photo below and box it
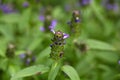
[11,65,49,80]
[62,65,80,80]
[0,0,120,80]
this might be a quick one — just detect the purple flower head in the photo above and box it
[26,58,31,65]
[82,0,91,5]
[22,1,29,8]
[64,4,71,12]
[63,33,69,39]
[118,60,120,65]
[40,26,45,32]
[102,0,119,12]
[39,15,45,22]
[75,17,81,23]
[80,0,92,6]
[20,54,26,59]
[106,3,119,11]
[0,4,15,14]
[49,20,57,29]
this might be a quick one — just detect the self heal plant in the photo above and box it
[50,29,69,60]
[68,10,81,37]
[6,43,15,58]
[19,50,36,66]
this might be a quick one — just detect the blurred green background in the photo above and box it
[0,0,120,80]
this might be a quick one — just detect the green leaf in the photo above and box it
[15,51,26,55]
[11,65,49,80]
[86,39,116,51]
[0,49,5,57]
[48,62,61,80]
[28,38,43,51]
[62,65,80,80]
[36,47,50,63]
[94,51,119,63]
[0,14,20,23]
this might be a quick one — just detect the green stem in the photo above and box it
[48,60,61,80]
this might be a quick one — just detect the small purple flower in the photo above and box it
[118,60,120,65]
[39,15,45,22]
[49,20,57,29]
[63,33,69,39]
[20,54,26,59]
[0,4,15,14]
[19,51,36,66]
[106,3,119,11]
[22,1,29,8]
[75,17,81,23]
[79,0,92,6]
[82,0,91,5]
[26,58,31,65]
[40,26,45,32]
[102,0,119,12]
[64,4,71,12]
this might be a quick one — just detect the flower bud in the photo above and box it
[50,30,69,60]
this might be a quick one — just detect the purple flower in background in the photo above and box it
[20,54,26,59]
[40,26,45,32]
[79,0,92,6]
[39,15,45,22]
[22,1,29,8]
[82,0,91,5]
[75,17,81,23]
[118,60,120,64]
[19,51,36,66]
[64,4,71,12]
[26,58,31,65]
[106,3,119,11]
[49,20,57,29]
[39,19,57,32]
[102,0,119,12]
[0,4,15,14]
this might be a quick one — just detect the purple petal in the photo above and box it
[19,54,26,59]
[39,15,45,22]
[118,60,120,64]
[50,29,55,34]
[0,4,15,14]
[82,0,89,5]
[63,33,69,39]
[49,20,57,29]
[22,1,29,7]
[64,4,71,11]
[75,17,81,23]
[26,58,31,65]
[51,20,57,27]
[40,26,45,32]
